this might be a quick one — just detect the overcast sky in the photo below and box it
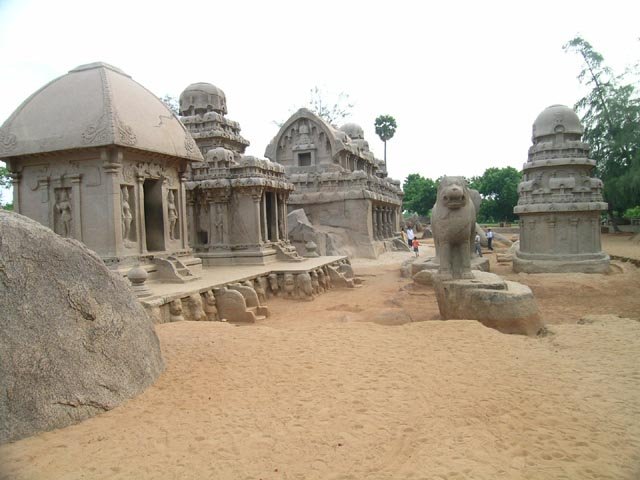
[1,0,638,194]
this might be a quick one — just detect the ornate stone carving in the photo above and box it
[54,188,73,237]
[167,190,179,240]
[0,128,17,153]
[268,273,280,297]
[201,290,219,321]
[81,112,110,145]
[169,299,184,322]
[431,177,476,280]
[121,186,134,243]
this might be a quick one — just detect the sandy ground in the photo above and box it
[1,239,640,479]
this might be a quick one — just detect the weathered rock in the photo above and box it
[433,271,544,336]
[0,211,164,444]
[413,269,435,286]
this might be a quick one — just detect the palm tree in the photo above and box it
[374,115,397,169]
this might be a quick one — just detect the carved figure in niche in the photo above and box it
[168,190,179,240]
[254,278,267,304]
[214,204,224,243]
[283,273,296,298]
[310,270,320,295]
[296,272,314,300]
[197,195,209,244]
[201,290,219,321]
[169,299,184,322]
[187,294,206,321]
[268,273,280,297]
[121,186,133,243]
[55,189,72,237]
[315,269,326,293]
[321,266,332,290]
[431,176,476,280]
[297,122,312,145]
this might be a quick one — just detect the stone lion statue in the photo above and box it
[431,176,477,280]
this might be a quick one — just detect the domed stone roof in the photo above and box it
[339,122,364,140]
[532,104,584,140]
[180,82,227,116]
[0,62,203,161]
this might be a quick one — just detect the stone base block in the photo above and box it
[513,250,610,274]
[434,271,544,336]
[411,255,490,277]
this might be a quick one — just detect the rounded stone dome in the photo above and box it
[532,104,584,140]
[0,62,202,161]
[339,123,364,140]
[180,82,227,116]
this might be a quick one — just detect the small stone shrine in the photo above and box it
[265,109,403,258]
[179,83,300,265]
[0,62,203,281]
[513,105,610,273]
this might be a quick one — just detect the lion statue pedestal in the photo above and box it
[430,177,544,336]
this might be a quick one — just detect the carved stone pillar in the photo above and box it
[186,194,197,249]
[136,174,147,254]
[103,159,123,257]
[70,174,82,241]
[161,178,170,249]
[179,174,189,250]
[10,172,20,214]
[273,192,279,242]
[37,176,50,228]
[253,192,263,243]
[372,205,378,241]
[207,199,217,248]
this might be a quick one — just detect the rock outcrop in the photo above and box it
[0,210,164,444]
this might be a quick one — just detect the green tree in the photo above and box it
[307,86,353,126]
[0,163,13,210]
[160,94,180,115]
[563,36,640,216]
[374,114,397,168]
[0,164,10,189]
[469,167,521,223]
[274,86,353,127]
[402,174,438,216]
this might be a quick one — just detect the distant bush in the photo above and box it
[623,206,640,219]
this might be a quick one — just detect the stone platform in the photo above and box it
[433,271,544,336]
[136,256,354,324]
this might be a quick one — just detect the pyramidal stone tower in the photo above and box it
[513,105,609,273]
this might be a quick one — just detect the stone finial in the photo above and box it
[127,265,152,298]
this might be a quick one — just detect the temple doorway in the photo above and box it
[143,179,165,252]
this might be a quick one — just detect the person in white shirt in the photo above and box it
[474,233,482,256]
[406,227,415,248]
[486,228,494,251]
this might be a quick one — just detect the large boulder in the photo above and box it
[0,210,164,444]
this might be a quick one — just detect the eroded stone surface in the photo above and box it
[434,271,544,336]
[0,211,164,444]
[431,177,477,280]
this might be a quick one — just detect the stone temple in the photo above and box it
[1,63,357,327]
[180,83,300,265]
[265,109,403,258]
[513,104,610,273]
[0,62,204,281]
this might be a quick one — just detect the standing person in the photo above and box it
[474,233,482,257]
[412,238,420,257]
[486,228,494,251]
[406,225,415,248]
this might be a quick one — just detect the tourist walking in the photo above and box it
[406,226,415,248]
[474,233,482,257]
[486,228,494,251]
[412,238,420,257]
